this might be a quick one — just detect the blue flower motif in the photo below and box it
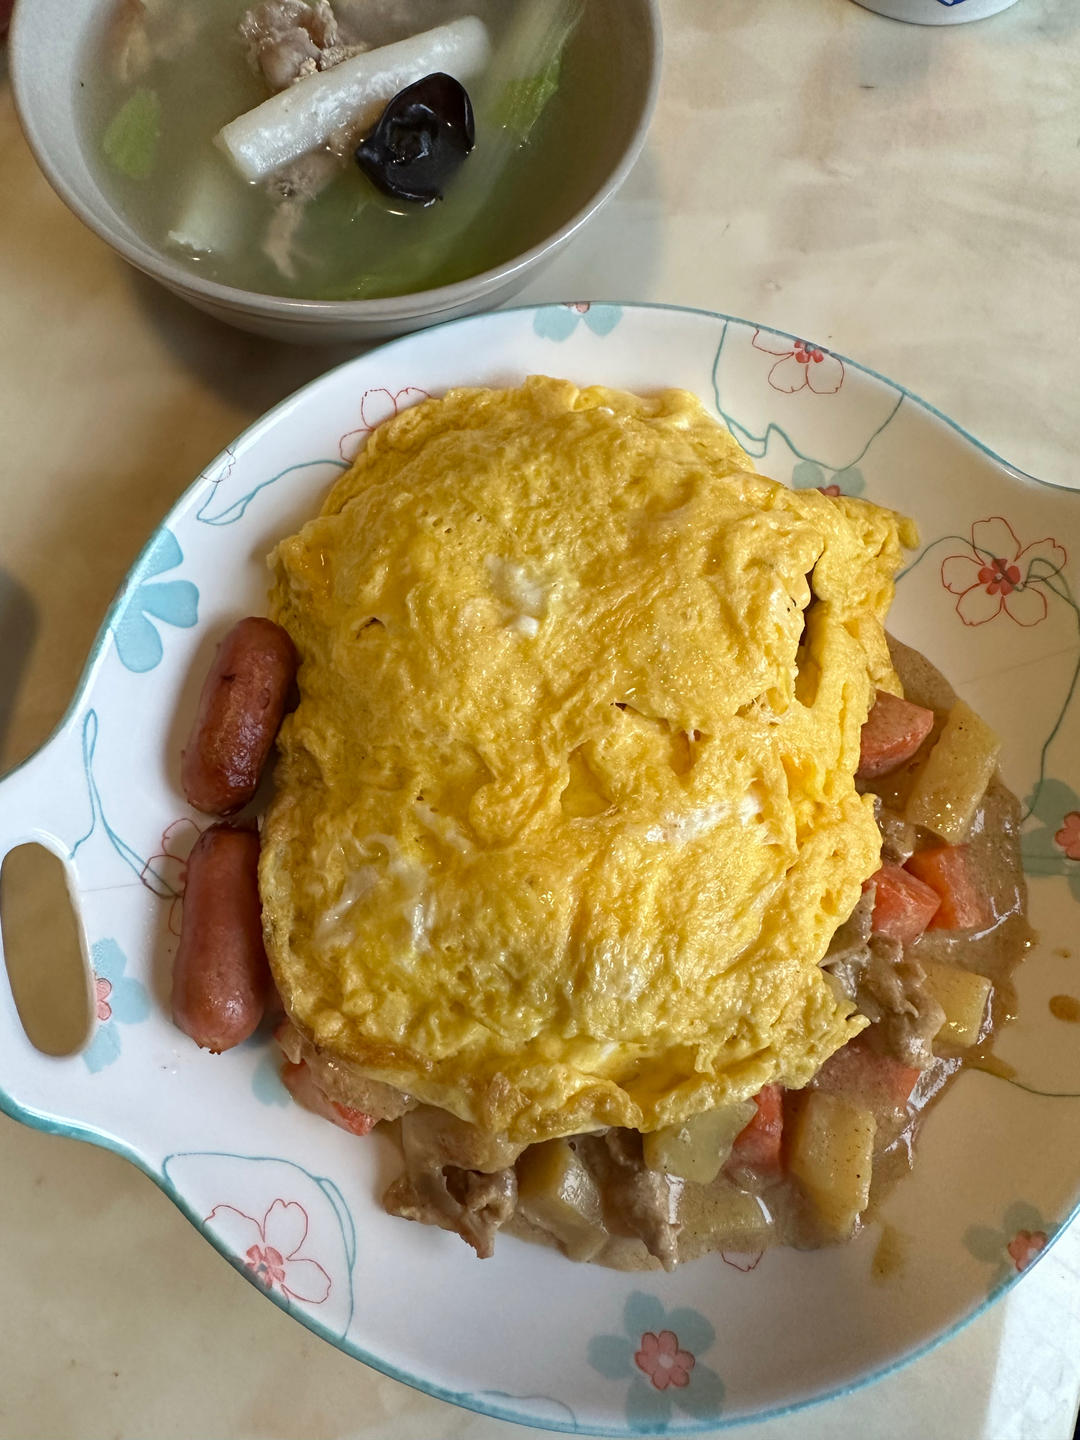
[587,1291,725,1431]
[792,459,866,497]
[533,303,623,342]
[112,529,199,673]
[964,1200,1058,1295]
[1020,778,1080,901]
[83,937,151,1073]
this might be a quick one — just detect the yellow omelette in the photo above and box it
[259,377,916,1146]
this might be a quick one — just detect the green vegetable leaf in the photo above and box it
[103,88,161,181]
[491,57,562,139]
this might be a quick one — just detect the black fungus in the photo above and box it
[354,72,475,206]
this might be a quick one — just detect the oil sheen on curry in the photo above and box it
[259,377,1028,1269]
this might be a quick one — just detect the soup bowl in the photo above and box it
[10,0,661,343]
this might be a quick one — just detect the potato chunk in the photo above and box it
[904,700,1001,843]
[516,1139,608,1261]
[921,959,992,1047]
[687,1178,774,1252]
[788,1092,876,1239]
[642,1100,757,1184]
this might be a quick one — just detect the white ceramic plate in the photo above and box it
[2,304,1078,1435]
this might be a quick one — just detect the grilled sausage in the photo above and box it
[181,617,297,815]
[172,822,269,1053]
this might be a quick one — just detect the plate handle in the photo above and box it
[0,726,98,1129]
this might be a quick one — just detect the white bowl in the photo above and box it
[853,0,1021,23]
[10,0,661,343]
[1,304,1078,1433]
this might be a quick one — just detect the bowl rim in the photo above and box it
[9,0,663,320]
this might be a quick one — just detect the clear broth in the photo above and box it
[80,0,623,300]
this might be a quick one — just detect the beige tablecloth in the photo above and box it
[2,1,1079,1435]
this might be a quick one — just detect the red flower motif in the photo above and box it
[338,386,430,462]
[1054,812,1080,861]
[721,1250,764,1272]
[634,1330,696,1391]
[941,518,1067,628]
[752,329,845,395]
[818,483,842,498]
[1006,1229,1048,1271]
[140,817,201,936]
[568,302,592,314]
[207,446,236,488]
[245,1244,287,1287]
[95,976,113,1022]
[205,1199,332,1304]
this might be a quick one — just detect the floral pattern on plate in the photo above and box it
[588,1292,726,1430]
[712,319,903,477]
[111,529,198,673]
[164,1153,356,1340]
[337,386,431,463]
[82,937,151,1074]
[751,329,845,396]
[964,1201,1059,1295]
[940,517,1068,629]
[534,302,624,342]
[207,1198,332,1305]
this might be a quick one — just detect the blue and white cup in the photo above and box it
[854,0,1021,22]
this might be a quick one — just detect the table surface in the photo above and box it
[2,1,1079,1436]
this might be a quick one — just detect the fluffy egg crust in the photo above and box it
[260,377,917,1146]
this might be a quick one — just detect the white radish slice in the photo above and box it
[167,156,244,256]
[217,16,492,183]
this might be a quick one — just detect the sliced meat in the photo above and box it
[875,799,918,866]
[825,887,874,966]
[856,935,945,1070]
[382,1106,522,1259]
[239,1,366,269]
[447,1167,518,1235]
[261,150,344,278]
[240,0,364,91]
[262,199,306,279]
[110,0,153,84]
[275,1018,414,1122]
[577,1130,683,1271]
[268,149,342,202]
[823,887,874,1000]
[109,0,205,83]
[826,950,868,1004]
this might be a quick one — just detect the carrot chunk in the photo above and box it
[730,1084,784,1173]
[904,845,992,931]
[815,1039,921,1108]
[870,863,941,945]
[858,689,935,779]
